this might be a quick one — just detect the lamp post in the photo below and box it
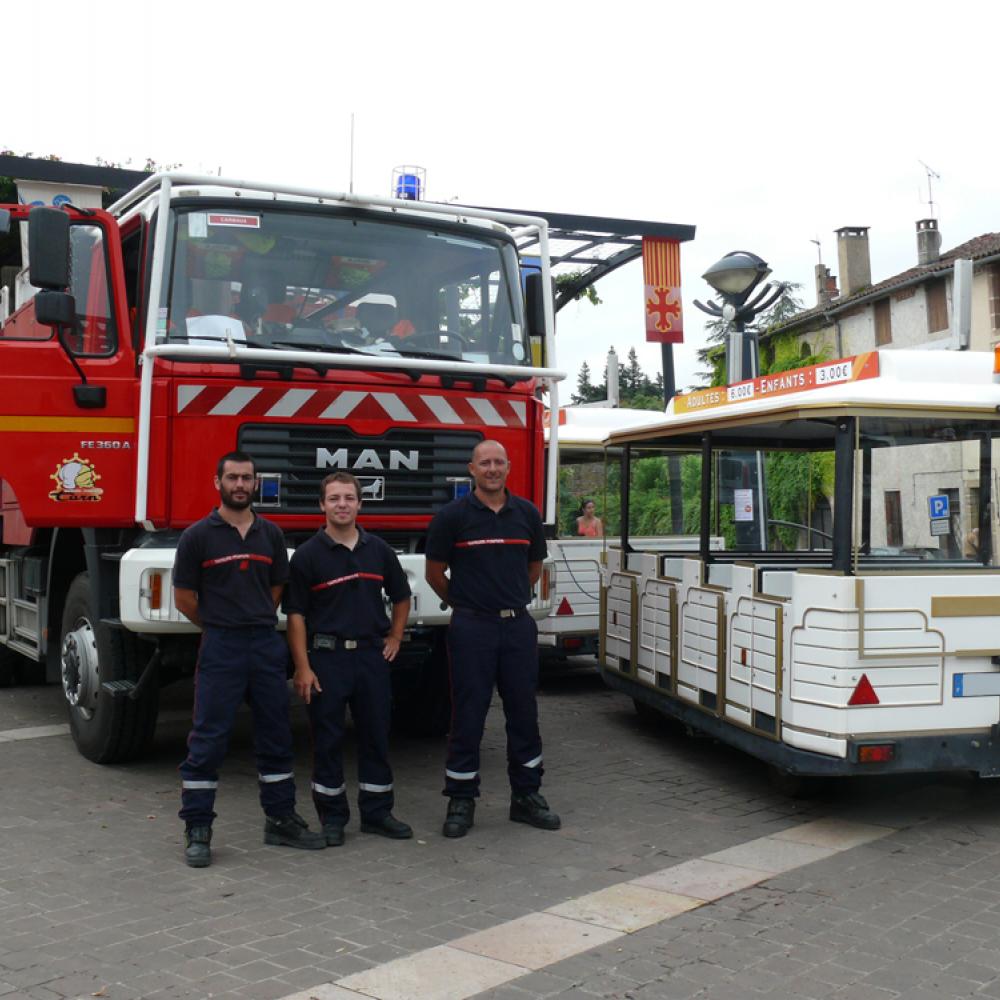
[694,251,784,551]
[695,251,783,383]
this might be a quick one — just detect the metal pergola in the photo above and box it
[486,207,695,311]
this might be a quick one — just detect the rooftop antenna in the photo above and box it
[918,159,941,219]
[810,238,822,265]
[349,113,356,194]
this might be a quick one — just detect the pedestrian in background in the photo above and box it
[285,472,413,846]
[174,450,325,868]
[425,439,561,838]
[576,499,603,537]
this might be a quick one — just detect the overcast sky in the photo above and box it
[12,0,1000,398]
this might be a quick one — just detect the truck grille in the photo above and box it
[239,425,482,516]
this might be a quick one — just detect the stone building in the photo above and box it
[763,221,1000,364]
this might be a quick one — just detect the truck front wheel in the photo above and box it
[60,572,159,763]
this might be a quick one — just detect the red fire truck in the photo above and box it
[0,171,564,762]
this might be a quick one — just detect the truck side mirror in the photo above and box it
[524,272,547,340]
[35,290,76,327]
[0,209,10,235]
[28,207,71,290]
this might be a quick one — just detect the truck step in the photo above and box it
[101,679,138,698]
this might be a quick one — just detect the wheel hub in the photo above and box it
[62,619,99,719]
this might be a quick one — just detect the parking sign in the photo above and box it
[928,494,950,520]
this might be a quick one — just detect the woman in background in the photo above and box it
[576,499,603,538]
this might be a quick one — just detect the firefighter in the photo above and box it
[425,439,561,838]
[174,451,325,868]
[284,471,413,845]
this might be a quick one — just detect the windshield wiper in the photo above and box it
[393,348,465,361]
[270,340,368,356]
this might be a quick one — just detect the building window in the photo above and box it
[800,341,812,360]
[885,490,902,547]
[926,278,948,333]
[874,298,892,346]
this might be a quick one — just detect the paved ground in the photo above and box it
[2,662,1000,999]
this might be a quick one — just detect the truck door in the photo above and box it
[0,212,136,531]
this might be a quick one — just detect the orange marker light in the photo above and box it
[149,572,163,611]
[993,344,1000,382]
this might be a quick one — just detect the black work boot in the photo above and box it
[264,811,326,849]
[184,825,212,868]
[510,791,561,830]
[361,814,413,839]
[443,797,475,838]
[322,823,346,847]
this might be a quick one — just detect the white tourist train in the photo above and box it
[599,349,1000,780]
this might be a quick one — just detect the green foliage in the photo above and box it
[764,450,832,550]
[554,270,602,306]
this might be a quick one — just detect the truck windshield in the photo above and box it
[160,205,529,366]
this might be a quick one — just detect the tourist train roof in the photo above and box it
[606,350,1000,447]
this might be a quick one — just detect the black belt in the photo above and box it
[312,634,379,651]
[452,606,527,620]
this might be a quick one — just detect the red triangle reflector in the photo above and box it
[848,674,879,706]
[556,597,574,616]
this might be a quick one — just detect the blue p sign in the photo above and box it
[929,494,950,520]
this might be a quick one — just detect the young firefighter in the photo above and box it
[174,451,325,868]
[425,439,561,838]
[285,472,413,845]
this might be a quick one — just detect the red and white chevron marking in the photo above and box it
[175,385,528,428]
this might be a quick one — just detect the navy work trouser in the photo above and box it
[444,609,543,799]
[179,626,296,827]
[307,645,394,826]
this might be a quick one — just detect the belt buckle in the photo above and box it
[314,634,334,650]
[499,609,516,619]
[343,639,359,650]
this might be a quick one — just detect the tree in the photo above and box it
[571,361,607,404]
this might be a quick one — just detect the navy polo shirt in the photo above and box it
[425,490,547,612]
[173,509,289,628]
[283,527,411,640]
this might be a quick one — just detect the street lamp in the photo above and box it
[694,251,783,384]
[694,251,783,552]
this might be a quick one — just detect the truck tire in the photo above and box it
[60,572,159,763]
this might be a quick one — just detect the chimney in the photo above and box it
[815,264,839,307]
[836,227,871,297]
[916,218,941,264]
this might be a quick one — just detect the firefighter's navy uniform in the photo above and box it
[284,528,411,827]
[174,510,297,827]
[425,490,547,800]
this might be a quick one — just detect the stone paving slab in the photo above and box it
[548,883,701,934]
[338,944,525,999]
[703,835,839,874]
[451,913,620,970]
[631,858,771,901]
